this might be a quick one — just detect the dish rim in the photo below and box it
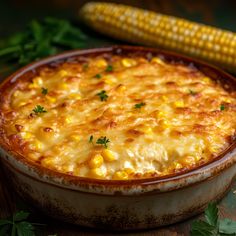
[0,45,236,188]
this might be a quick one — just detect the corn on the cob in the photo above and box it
[80,2,236,73]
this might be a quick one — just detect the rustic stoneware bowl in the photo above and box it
[0,46,236,230]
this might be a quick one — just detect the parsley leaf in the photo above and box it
[16,221,35,236]
[89,135,94,143]
[205,202,218,227]
[96,136,110,148]
[134,102,146,109]
[219,218,236,234]
[189,89,197,95]
[105,65,113,72]
[97,90,108,101]
[220,104,225,111]
[13,211,30,222]
[41,87,48,95]
[33,105,47,114]
[94,74,102,79]
[191,203,236,236]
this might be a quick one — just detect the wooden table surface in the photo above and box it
[0,1,236,235]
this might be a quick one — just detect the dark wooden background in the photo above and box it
[0,1,236,235]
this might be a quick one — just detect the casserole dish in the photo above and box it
[0,46,235,230]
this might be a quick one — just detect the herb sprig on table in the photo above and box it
[0,210,44,236]
[191,202,236,235]
[0,17,87,74]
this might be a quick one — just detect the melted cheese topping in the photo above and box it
[1,55,236,179]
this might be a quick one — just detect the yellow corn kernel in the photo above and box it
[21,132,32,139]
[202,77,211,83]
[142,126,152,134]
[58,82,68,90]
[209,146,219,153]
[113,170,129,180]
[222,97,231,103]
[102,149,116,162]
[58,70,68,77]
[89,168,106,178]
[96,59,107,68]
[18,102,27,107]
[173,162,182,169]
[174,100,184,108]
[28,77,43,89]
[121,58,137,67]
[124,168,133,175]
[161,95,168,102]
[69,93,81,100]
[31,140,42,150]
[155,110,165,119]
[88,154,104,169]
[116,85,126,92]
[64,116,73,124]
[159,119,170,129]
[180,155,195,166]
[69,134,81,141]
[151,57,165,65]
[13,90,20,97]
[103,75,117,85]
[46,95,56,103]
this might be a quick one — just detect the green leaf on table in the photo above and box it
[219,218,236,235]
[191,220,216,236]
[13,211,30,222]
[205,202,218,227]
[16,221,35,236]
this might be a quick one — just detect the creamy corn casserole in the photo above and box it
[0,52,236,180]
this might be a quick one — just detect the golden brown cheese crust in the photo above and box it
[0,54,236,180]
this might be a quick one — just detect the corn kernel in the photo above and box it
[33,77,43,85]
[142,126,152,134]
[96,59,107,68]
[64,116,73,124]
[173,162,182,169]
[69,93,81,100]
[58,83,68,90]
[222,97,231,103]
[103,75,117,85]
[18,102,27,107]
[89,167,106,178]
[88,154,104,169]
[151,57,165,65]
[161,95,168,102]
[180,155,195,166]
[116,85,126,92]
[69,134,81,141]
[102,149,116,162]
[31,140,42,150]
[174,101,184,108]
[121,58,137,67]
[124,168,133,175]
[13,90,20,97]
[113,170,129,180]
[202,77,211,83]
[159,119,170,128]
[156,110,165,118]
[21,132,32,139]
[46,95,57,103]
[58,70,68,77]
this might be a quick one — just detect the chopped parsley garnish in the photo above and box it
[96,136,110,148]
[191,202,236,235]
[105,64,113,72]
[189,89,197,95]
[32,105,47,114]
[94,73,102,79]
[220,104,225,111]
[134,102,146,109]
[97,90,108,101]
[0,210,45,236]
[89,135,94,143]
[41,87,48,95]
[82,63,89,70]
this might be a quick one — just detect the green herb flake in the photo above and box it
[97,90,108,101]
[96,136,110,148]
[94,73,102,79]
[134,102,146,109]
[82,63,89,70]
[189,89,197,96]
[41,87,48,95]
[105,65,113,72]
[220,104,225,111]
[32,105,47,114]
[89,135,94,143]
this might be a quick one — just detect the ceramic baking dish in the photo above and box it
[0,46,235,230]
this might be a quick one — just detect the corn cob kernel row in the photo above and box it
[80,2,236,73]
